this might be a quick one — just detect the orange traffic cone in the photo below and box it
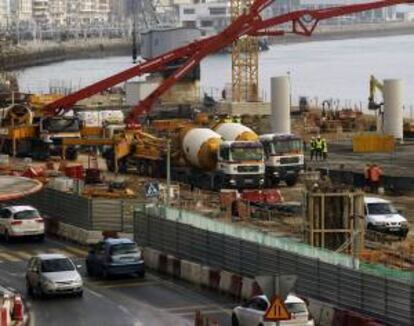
[12,296,23,321]
[1,306,8,326]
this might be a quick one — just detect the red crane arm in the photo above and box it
[252,0,414,36]
[126,0,412,123]
[43,0,413,121]
[43,34,218,116]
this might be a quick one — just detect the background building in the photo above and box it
[178,1,229,35]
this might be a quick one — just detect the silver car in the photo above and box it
[26,254,83,298]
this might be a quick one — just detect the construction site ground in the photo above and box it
[4,153,414,271]
[308,140,414,179]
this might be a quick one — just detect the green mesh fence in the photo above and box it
[360,262,414,284]
[141,205,413,284]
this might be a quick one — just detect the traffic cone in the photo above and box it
[12,296,23,322]
[1,306,8,326]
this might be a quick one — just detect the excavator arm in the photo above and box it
[369,75,384,110]
[43,0,414,122]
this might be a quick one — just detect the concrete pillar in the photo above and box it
[271,76,291,134]
[383,79,403,139]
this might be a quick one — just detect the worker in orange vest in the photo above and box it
[369,164,383,193]
[364,164,372,191]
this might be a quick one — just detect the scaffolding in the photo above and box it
[230,0,259,102]
[304,191,365,256]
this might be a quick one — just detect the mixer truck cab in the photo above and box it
[217,140,265,189]
[38,116,81,160]
[259,133,304,187]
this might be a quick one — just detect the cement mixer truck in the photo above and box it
[259,133,304,187]
[106,126,265,190]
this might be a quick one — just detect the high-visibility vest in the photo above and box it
[315,139,323,150]
[322,139,328,153]
[370,166,382,182]
[310,140,316,150]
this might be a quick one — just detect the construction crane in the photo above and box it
[231,0,259,102]
[43,0,414,124]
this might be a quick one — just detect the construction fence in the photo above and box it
[134,206,414,326]
[8,187,140,232]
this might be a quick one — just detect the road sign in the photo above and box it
[255,275,297,302]
[145,182,160,198]
[264,296,291,321]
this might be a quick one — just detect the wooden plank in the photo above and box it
[62,138,115,146]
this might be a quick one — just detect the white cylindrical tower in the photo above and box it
[271,76,291,134]
[383,79,403,139]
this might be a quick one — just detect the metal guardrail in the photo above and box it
[134,211,414,326]
[8,188,140,232]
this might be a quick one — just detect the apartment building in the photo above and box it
[49,0,67,26]
[10,0,33,22]
[178,1,229,35]
[32,0,50,27]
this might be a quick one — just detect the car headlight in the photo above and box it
[43,278,56,289]
[259,178,265,184]
[229,179,236,185]
[375,221,386,226]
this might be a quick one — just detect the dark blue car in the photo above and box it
[86,238,145,278]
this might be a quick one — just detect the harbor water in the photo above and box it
[16,34,414,117]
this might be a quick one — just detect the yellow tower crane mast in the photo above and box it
[231,0,259,103]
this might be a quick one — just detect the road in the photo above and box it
[0,237,236,326]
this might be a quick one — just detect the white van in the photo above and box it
[364,197,409,238]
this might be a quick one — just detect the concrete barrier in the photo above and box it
[142,248,161,270]
[241,277,255,299]
[218,271,233,294]
[158,253,168,274]
[209,269,221,291]
[53,222,102,245]
[180,259,202,284]
[166,255,181,278]
[201,266,211,287]
[229,274,243,299]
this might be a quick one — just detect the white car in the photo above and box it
[364,197,409,238]
[26,254,83,298]
[0,206,45,242]
[232,294,314,326]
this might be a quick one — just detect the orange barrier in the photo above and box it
[1,306,8,326]
[12,296,24,322]
[209,270,221,291]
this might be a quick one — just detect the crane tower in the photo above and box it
[231,0,259,102]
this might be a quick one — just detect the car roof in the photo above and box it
[255,294,305,304]
[104,238,135,245]
[35,253,69,260]
[3,205,37,213]
[364,197,390,204]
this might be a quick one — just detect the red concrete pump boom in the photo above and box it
[43,0,413,122]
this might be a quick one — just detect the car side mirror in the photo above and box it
[76,265,82,269]
[397,209,403,215]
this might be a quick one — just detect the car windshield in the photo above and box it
[272,139,303,154]
[41,258,75,273]
[231,147,263,161]
[110,243,138,255]
[14,209,40,220]
[367,203,397,215]
[286,302,308,314]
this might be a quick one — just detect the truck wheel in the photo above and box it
[106,159,115,172]
[65,147,78,161]
[286,177,297,187]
